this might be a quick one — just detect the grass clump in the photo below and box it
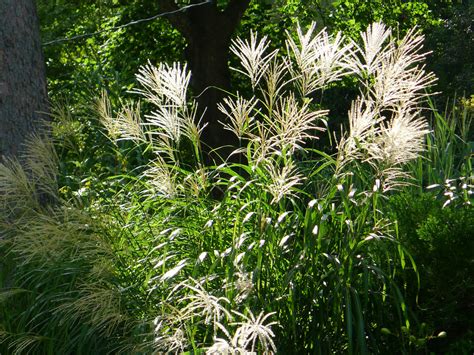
[2,21,471,354]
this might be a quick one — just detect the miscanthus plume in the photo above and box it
[101,22,435,199]
[337,22,435,189]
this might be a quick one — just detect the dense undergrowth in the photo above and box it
[1,22,473,354]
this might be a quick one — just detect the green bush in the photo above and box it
[390,193,474,353]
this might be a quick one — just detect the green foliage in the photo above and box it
[407,96,473,192]
[424,2,474,96]
[324,0,473,97]
[326,0,440,37]
[389,96,473,353]
[37,0,472,110]
[38,0,185,103]
[0,135,140,353]
[389,193,474,353]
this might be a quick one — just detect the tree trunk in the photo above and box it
[159,0,250,160]
[184,8,235,154]
[0,0,49,160]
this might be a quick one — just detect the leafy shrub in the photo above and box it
[390,193,474,353]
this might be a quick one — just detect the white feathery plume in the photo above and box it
[230,31,278,88]
[231,310,278,353]
[133,62,204,150]
[314,30,354,86]
[181,104,207,146]
[369,107,430,167]
[128,62,194,157]
[286,22,354,96]
[145,105,182,143]
[370,60,436,110]
[143,156,178,197]
[179,280,232,326]
[338,22,436,185]
[115,101,145,143]
[286,22,322,95]
[266,93,327,153]
[352,22,393,75]
[183,167,209,198]
[208,310,278,354]
[265,159,304,204]
[218,96,257,138]
[134,61,190,108]
[260,57,292,108]
[206,337,247,354]
[366,27,436,109]
[347,99,381,144]
[97,91,120,140]
[154,322,188,353]
[98,92,146,143]
[338,99,381,165]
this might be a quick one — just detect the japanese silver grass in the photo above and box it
[97,91,119,140]
[115,101,145,143]
[134,61,190,108]
[265,159,304,204]
[179,280,232,326]
[206,337,247,354]
[153,322,188,353]
[142,156,178,197]
[352,22,393,76]
[98,92,145,143]
[231,310,278,354]
[337,99,381,166]
[265,93,327,153]
[260,57,292,109]
[145,105,182,143]
[208,310,277,354]
[230,31,278,89]
[369,107,430,167]
[286,22,354,96]
[338,22,436,190]
[23,134,59,199]
[218,96,257,138]
[361,26,436,109]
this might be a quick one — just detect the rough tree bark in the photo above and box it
[158,0,251,157]
[0,0,49,160]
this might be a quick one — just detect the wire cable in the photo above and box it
[42,1,209,46]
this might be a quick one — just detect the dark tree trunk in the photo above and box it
[184,5,233,153]
[159,0,250,159]
[0,0,49,160]
[187,37,234,155]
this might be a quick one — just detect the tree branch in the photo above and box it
[156,0,193,39]
[157,0,250,43]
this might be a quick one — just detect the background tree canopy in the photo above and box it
[36,0,472,154]
[37,0,472,100]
